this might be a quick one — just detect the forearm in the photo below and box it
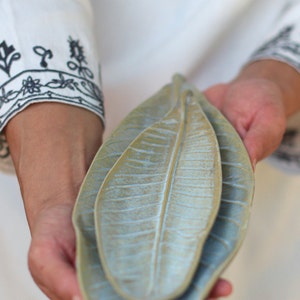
[237,60,300,117]
[5,103,103,230]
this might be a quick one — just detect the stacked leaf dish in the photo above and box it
[72,75,255,300]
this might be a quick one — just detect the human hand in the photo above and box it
[28,203,80,300]
[28,203,232,300]
[204,78,286,167]
[5,103,103,299]
[204,60,300,167]
[206,279,232,299]
[202,59,300,298]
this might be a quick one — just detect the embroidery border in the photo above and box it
[272,128,300,167]
[0,69,104,129]
[0,132,9,159]
[250,25,300,70]
[0,37,104,163]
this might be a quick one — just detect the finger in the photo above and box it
[206,278,233,299]
[242,107,286,165]
[204,84,228,109]
[28,242,82,300]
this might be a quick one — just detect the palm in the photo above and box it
[204,78,286,165]
[28,203,232,299]
[28,204,81,300]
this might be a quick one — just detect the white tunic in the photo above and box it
[0,1,300,299]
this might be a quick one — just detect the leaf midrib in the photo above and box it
[148,93,189,296]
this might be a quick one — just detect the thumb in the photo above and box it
[28,241,82,300]
[242,109,286,167]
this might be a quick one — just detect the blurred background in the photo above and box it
[0,172,47,299]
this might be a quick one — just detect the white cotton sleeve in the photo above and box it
[0,0,104,173]
[248,0,300,173]
[249,0,300,71]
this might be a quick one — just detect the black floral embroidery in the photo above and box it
[272,129,300,166]
[254,26,294,54]
[0,37,104,134]
[0,41,21,77]
[251,25,300,69]
[67,36,94,79]
[47,73,75,90]
[69,37,86,64]
[0,86,19,107]
[0,133,9,159]
[22,76,42,95]
[0,37,103,166]
[33,46,53,68]
[0,70,103,121]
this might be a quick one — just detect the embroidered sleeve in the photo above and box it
[248,0,300,173]
[249,0,300,72]
[0,0,104,173]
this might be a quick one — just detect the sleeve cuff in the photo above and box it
[0,0,104,173]
[248,25,300,73]
[0,35,104,173]
[0,36,104,130]
[247,2,300,173]
[0,132,13,173]
[248,2,300,73]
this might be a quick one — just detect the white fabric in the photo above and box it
[1,0,300,299]
[0,0,104,172]
[0,0,104,126]
[250,1,300,72]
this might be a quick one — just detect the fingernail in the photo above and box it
[72,296,82,300]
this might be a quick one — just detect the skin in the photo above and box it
[4,59,300,300]
[205,60,300,167]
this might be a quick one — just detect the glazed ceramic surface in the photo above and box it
[72,75,254,300]
[178,80,254,299]
[73,80,181,300]
[95,90,221,300]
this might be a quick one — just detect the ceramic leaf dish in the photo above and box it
[72,75,254,300]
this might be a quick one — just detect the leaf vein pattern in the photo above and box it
[149,98,188,295]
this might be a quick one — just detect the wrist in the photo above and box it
[5,103,103,228]
[236,59,300,117]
